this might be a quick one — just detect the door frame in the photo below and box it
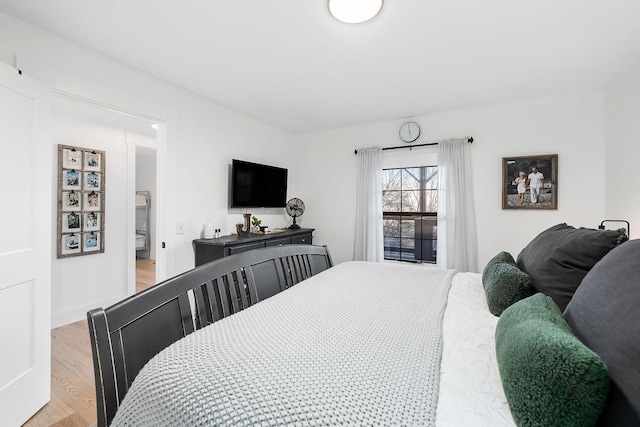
[16,56,177,305]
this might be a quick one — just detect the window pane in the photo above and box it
[423,190,438,213]
[383,190,401,212]
[423,167,438,189]
[383,218,400,237]
[383,169,401,191]
[400,219,415,240]
[401,190,420,212]
[402,168,420,190]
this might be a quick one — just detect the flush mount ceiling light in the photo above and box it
[328,0,383,24]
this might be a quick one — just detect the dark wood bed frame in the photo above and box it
[87,244,333,427]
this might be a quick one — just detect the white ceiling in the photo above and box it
[1,1,640,134]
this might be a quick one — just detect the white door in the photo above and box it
[0,63,52,425]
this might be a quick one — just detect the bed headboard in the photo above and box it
[564,240,640,426]
[87,244,333,427]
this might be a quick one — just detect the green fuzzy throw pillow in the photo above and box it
[483,260,533,316]
[495,294,610,427]
[482,251,516,283]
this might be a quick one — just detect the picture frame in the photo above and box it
[84,151,101,171]
[60,233,81,255]
[61,191,82,211]
[61,211,82,232]
[83,232,101,252]
[62,169,81,190]
[62,148,82,169]
[84,171,101,190]
[57,144,106,258]
[84,191,101,211]
[502,154,558,210]
[84,212,101,231]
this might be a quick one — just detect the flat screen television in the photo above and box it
[230,159,288,208]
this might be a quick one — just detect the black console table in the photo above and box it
[193,228,314,266]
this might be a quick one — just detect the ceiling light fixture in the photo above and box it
[328,0,383,24]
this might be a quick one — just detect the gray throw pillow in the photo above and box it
[516,223,626,311]
[564,240,640,426]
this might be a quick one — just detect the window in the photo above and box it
[383,166,438,263]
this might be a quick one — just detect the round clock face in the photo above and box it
[399,122,420,143]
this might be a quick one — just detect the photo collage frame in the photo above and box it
[57,144,106,258]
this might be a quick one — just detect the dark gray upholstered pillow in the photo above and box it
[564,240,640,426]
[516,223,626,311]
[482,261,533,316]
[496,294,609,427]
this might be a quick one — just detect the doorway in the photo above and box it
[135,144,157,292]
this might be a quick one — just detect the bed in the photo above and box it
[88,224,640,427]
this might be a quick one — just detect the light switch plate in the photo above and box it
[176,221,185,234]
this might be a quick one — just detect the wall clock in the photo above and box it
[399,122,420,143]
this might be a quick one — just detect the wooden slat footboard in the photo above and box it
[87,244,333,427]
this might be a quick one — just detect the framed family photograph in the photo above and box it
[502,154,558,210]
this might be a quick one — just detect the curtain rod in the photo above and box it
[354,137,473,155]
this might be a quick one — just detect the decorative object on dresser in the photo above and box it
[502,154,557,209]
[193,228,314,266]
[57,144,105,258]
[286,197,305,229]
[235,213,251,236]
[203,218,214,239]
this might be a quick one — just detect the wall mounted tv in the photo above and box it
[230,159,288,208]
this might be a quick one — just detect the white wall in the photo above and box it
[605,63,640,239]
[298,92,607,269]
[0,12,297,326]
[51,106,131,327]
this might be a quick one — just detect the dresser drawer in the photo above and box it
[292,233,312,245]
[265,237,292,247]
[226,241,265,256]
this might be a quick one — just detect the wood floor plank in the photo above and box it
[23,259,155,427]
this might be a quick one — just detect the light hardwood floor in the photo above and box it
[23,258,156,427]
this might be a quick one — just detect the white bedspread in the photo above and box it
[436,271,515,426]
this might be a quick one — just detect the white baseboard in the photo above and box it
[51,296,125,329]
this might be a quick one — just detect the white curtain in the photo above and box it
[436,139,478,272]
[353,147,384,262]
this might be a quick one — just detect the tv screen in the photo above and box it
[231,159,288,208]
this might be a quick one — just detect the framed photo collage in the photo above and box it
[57,144,105,258]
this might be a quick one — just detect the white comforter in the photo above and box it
[437,271,515,426]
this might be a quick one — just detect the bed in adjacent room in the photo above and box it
[88,224,639,427]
